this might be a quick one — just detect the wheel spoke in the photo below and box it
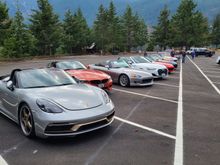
[27,121,32,129]
[20,106,33,135]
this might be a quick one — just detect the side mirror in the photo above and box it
[105,65,110,69]
[128,60,133,65]
[6,81,14,91]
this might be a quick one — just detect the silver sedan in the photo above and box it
[0,68,115,138]
[88,60,154,87]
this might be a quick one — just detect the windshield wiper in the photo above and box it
[75,68,85,70]
[25,86,48,89]
[53,83,73,86]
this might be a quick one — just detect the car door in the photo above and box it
[0,80,7,113]
[1,73,19,121]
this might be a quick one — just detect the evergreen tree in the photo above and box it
[211,13,220,48]
[73,8,90,52]
[170,0,208,49]
[105,1,122,53]
[63,10,75,54]
[93,4,109,52]
[193,12,209,47]
[63,9,90,54]
[121,5,135,51]
[2,7,36,58]
[153,5,170,50]
[133,13,148,48]
[29,0,61,55]
[121,5,148,52]
[0,1,11,46]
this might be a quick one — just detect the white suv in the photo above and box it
[217,56,220,65]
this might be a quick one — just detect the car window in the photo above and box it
[119,57,132,64]
[131,56,150,63]
[109,61,129,68]
[56,61,86,70]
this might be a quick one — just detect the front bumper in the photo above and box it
[88,79,113,91]
[152,69,168,79]
[130,77,154,86]
[33,103,115,138]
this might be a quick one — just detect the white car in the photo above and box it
[217,56,220,65]
[118,56,168,79]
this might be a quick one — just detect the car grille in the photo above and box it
[90,79,109,85]
[158,69,168,76]
[142,78,153,84]
[168,68,174,72]
[44,112,115,134]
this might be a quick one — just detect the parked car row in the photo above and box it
[0,54,178,138]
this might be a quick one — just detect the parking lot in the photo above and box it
[0,54,220,165]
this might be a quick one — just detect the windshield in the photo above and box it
[56,61,86,70]
[144,56,154,62]
[131,56,151,63]
[18,69,76,88]
[149,55,161,61]
[110,60,129,68]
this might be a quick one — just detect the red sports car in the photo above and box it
[153,61,174,73]
[144,57,175,73]
[47,61,113,91]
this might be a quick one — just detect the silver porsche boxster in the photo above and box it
[0,68,115,138]
[88,60,154,87]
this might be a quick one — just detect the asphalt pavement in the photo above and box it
[0,54,219,165]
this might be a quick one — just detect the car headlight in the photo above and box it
[36,99,63,113]
[146,67,157,71]
[101,91,110,104]
[130,73,142,79]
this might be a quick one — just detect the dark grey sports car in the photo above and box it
[0,68,115,138]
[88,60,154,87]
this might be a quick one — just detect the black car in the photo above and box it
[195,48,215,57]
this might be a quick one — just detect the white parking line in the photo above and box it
[213,82,220,85]
[207,75,220,79]
[112,88,178,104]
[0,156,8,165]
[187,56,220,95]
[115,116,176,140]
[201,68,220,71]
[154,82,179,88]
[174,59,183,165]
[168,76,179,79]
[204,71,220,74]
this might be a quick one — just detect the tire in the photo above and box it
[19,104,35,138]
[119,74,130,87]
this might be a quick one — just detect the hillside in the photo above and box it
[5,0,220,26]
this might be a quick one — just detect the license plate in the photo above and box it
[162,73,166,77]
[98,83,105,88]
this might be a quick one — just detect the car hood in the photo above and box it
[133,63,166,69]
[153,62,174,68]
[66,69,110,81]
[26,85,103,110]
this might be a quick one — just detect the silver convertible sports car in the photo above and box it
[88,60,154,87]
[0,68,115,138]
